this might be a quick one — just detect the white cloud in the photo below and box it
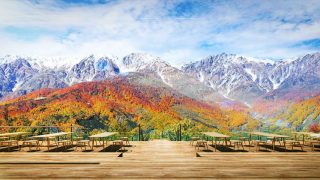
[0,0,319,65]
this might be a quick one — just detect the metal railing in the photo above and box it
[0,125,141,141]
[0,123,216,141]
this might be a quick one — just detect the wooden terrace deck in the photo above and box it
[1,140,320,179]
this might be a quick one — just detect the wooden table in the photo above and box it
[33,132,71,151]
[250,132,289,151]
[0,132,29,138]
[293,132,312,145]
[0,132,28,150]
[89,132,117,150]
[294,132,320,140]
[202,132,230,152]
[309,133,320,139]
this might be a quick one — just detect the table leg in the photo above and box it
[211,137,214,146]
[215,138,217,152]
[47,137,50,151]
[303,134,305,145]
[272,137,275,151]
[91,138,94,150]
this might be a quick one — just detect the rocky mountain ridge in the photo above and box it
[1,52,319,106]
[183,53,320,103]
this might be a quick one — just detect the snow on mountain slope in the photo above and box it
[182,53,267,102]
[119,53,226,102]
[117,53,158,72]
[67,55,120,85]
[0,55,120,98]
[182,53,320,104]
[1,52,320,106]
[0,55,80,70]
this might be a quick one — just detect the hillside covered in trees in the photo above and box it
[270,95,320,132]
[0,77,257,139]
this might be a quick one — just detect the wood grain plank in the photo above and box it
[0,140,320,179]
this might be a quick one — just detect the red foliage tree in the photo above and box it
[309,123,320,133]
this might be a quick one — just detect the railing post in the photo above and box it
[138,124,141,141]
[176,126,179,141]
[179,124,182,141]
[70,124,73,141]
[141,128,144,141]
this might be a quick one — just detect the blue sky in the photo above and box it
[0,0,320,66]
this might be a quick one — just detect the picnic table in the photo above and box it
[250,132,289,151]
[202,132,231,151]
[293,132,320,151]
[0,132,29,150]
[89,132,117,150]
[0,132,29,138]
[0,132,29,141]
[293,132,312,145]
[294,132,320,140]
[309,133,320,138]
[33,132,71,151]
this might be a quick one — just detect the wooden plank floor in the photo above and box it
[1,140,320,179]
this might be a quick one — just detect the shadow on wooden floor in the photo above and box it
[0,146,20,152]
[100,145,128,152]
[46,145,75,152]
[209,145,249,152]
[259,144,305,152]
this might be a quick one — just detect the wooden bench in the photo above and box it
[305,140,320,151]
[57,140,72,150]
[113,140,125,151]
[0,137,9,141]
[120,137,130,146]
[285,140,304,151]
[253,140,268,151]
[20,140,40,151]
[0,140,19,151]
[190,137,200,146]
[75,140,91,151]
[195,140,208,150]
[229,140,245,150]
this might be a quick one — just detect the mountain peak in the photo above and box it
[1,52,320,104]
[126,53,163,62]
[119,53,167,72]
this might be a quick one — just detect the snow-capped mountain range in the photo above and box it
[1,52,320,105]
[182,53,319,102]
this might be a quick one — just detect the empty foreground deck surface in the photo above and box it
[1,140,320,179]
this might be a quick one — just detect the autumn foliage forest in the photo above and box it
[272,95,320,133]
[0,77,257,139]
[1,75,318,139]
